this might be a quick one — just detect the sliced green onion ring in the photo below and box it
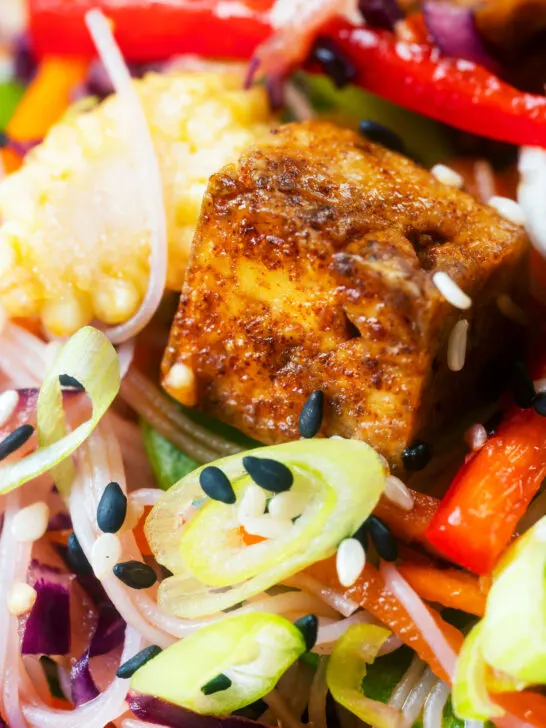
[131,612,306,715]
[452,623,504,722]
[326,623,404,728]
[149,439,385,618]
[480,515,546,684]
[0,326,120,496]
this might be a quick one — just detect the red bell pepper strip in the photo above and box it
[28,0,273,62]
[426,407,546,575]
[29,0,546,148]
[318,19,546,148]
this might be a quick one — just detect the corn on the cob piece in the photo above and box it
[0,68,274,336]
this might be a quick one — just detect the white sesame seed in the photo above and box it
[268,491,307,521]
[242,514,293,539]
[447,319,469,372]
[0,390,19,428]
[336,538,366,587]
[431,164,464,188]
[91,533,122,580]
[238,484,267,523]
[464,424,488,452]
[7,582,37,616]
[11,501,50,542]
[432,272,472,310]
[488,196,525,226]
[496,294,528,326]
[384,475,414,511]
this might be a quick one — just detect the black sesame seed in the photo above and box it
[366,516,398,562]
[113,561,157,589]
[534,392,546,417]
[97,481,127,534]
[484,410,504,436]
[0,424,34,462]
[512,361,535,409]
[299,390,325,439]
[66,532,93,575]
[201,673,232,695]
[116,645,162,679]
[242,456,294,493]
[199,466,236,504]
[401,440,431,471]
[352,522,369,551]
[58,374,85,391]
[294,614,318,651]
[359,120,405,154]
[310,37,357,88]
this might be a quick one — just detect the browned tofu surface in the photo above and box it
[162,121,528,468]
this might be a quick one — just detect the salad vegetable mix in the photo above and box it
[1,0,546,727]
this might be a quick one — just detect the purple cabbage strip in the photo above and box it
[423,2,501,73]
[71,600,126,705]
[128,693,269,728]
[358,0,403,30]
[48,512,72,531]
[21,562,72,656]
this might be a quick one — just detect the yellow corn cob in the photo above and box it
[0,68,274,336]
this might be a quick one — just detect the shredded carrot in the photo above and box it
[47,529,72,548]
[397,562,487,617]
[239,526,266,546]
[306,556,463,683]
[134,506,153,556]
[2,56,88,173]
[374,490,439,549]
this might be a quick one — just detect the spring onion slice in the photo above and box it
[0,326,120,496]
[480,515,546,684]
[326,624,404,728]
[131,613,306,715]
[452,623,504,722]
[150,439,385,618]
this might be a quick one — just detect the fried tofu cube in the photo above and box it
[162,122,528,467]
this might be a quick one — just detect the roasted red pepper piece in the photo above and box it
[319,19,546,147]
[28,0,272,61]
[426,407,546,575]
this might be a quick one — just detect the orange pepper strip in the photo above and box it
[2,56,88,173]
[397,562,487,617]
[306,556,463,683]
[374,490,439,548]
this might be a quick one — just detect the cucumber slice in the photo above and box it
[131,612,306,715]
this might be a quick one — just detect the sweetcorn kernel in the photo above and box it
[0,67,275,333]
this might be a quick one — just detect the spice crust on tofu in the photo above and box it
[162,121,528,468]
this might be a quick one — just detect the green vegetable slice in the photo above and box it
[131,612,306,715]
[141,420,199,490]
[326,624,404,728]
[452,623,504,722]
[480,515,546,684]
[0,326,120,496]
[150,438,385,617]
